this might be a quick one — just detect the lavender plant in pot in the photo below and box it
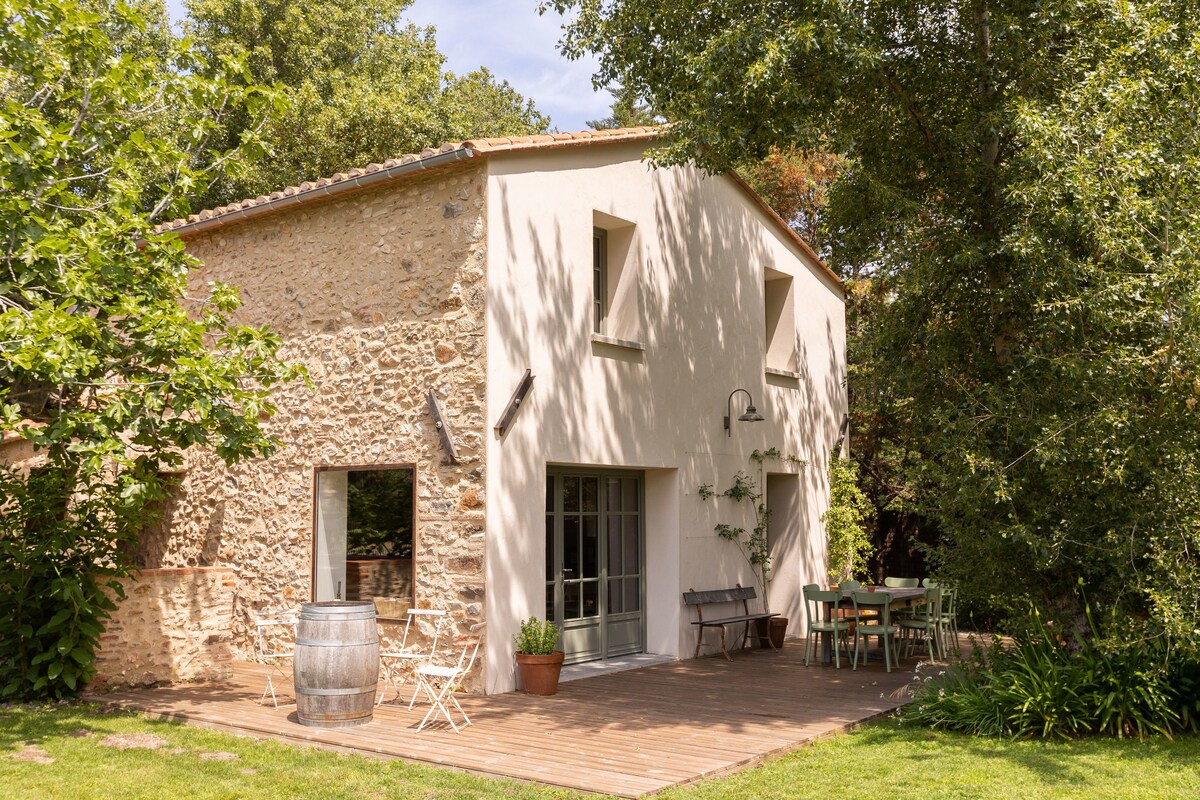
[513,617,564,695]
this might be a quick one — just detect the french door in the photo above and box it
[545,470,644,664]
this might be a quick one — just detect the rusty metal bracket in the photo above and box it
[426,389,459,463]
[493,369,534,437]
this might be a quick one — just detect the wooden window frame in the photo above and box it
[310,462,417,622]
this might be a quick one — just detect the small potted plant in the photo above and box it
[513,617,564,695]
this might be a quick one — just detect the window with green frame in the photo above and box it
[593,227,608,334]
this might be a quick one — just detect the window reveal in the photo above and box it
[314,466,415,619]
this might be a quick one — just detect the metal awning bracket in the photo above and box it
[426,389,459,463]
[493,369,534,438]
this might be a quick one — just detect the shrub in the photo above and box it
[823,456,875,583]
[0,468,124,700]
[904,607,1197,739]
[513,618,559,655]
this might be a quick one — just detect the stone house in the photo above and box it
[65,127,847,694]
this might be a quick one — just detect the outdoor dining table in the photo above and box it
[821,586,927,665]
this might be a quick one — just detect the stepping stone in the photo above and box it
[99,734,168,750]
[9,746,53,764]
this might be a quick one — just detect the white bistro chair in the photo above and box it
[254,608,298,708]
[414,636,483,733]
[377,608,447,707]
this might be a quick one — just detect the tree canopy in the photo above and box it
[550,0,1200,642]
[186,0,550,207]
[0,0,303,699]
[585,83,660,130]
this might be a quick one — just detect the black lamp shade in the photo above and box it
[739,405,765,423]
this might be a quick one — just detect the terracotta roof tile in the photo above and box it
[157,127,663,233]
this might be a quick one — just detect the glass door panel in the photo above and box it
[545,470,643,664]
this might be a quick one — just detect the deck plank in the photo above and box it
[89,639,962,798]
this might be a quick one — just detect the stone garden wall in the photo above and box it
[153,162,489,684]
[91,567,235,690]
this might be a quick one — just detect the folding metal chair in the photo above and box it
[254,608,298,708]
[377,608,446,707]
[413,636,482,733]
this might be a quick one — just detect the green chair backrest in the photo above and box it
[911,586,942,622]
[922,578,939,587]
[884,577,919,588]
[840,579,862,589]
[851,591,892,626]
[804,584,843,626]
[940,586,956,614]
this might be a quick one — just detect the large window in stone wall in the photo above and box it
[314,466,415,619]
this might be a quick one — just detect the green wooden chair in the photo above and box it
[803,584,853,668]
[921,579,959,653]
[898,586,943,660]
[885,577,919,622]
[850,591,899,672]
[836,579,877,621]
[939,585,959,654]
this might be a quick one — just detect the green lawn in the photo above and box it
[3,704,1199,800]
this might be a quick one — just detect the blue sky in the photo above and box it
[164,1,612,134]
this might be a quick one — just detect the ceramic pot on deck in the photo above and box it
[515,651,565,695]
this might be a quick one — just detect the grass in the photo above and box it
[0,704,559,800]
[3,704,1200,799]
[661,721,1200,800]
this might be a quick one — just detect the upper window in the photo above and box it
[764,268,798,372]
[314,466,415,619]
[593,228,608,334]
[591,211,640,344]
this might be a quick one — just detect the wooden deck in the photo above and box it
[92,642,936,797]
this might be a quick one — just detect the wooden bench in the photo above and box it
[683,584,779,661]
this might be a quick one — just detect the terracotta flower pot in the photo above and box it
[753,617,789,649]
[768,617,788,649]
[515,650,565,695]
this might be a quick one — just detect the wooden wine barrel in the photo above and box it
[294,601,379,728]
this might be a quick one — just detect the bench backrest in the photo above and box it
[683,585,759,623]
[682,585,757,606]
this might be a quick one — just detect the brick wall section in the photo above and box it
[159,162,489,681]
[92,567,235,691]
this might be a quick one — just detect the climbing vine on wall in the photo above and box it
[699,449,808,611]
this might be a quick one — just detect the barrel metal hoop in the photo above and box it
[295,686,377,696]
[296,638,380,647]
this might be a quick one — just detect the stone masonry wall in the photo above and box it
[92,567,235,691]
[159,162,489,687]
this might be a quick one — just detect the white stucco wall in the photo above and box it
[482,142,846,693]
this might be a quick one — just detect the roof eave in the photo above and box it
[161,147,479,239]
